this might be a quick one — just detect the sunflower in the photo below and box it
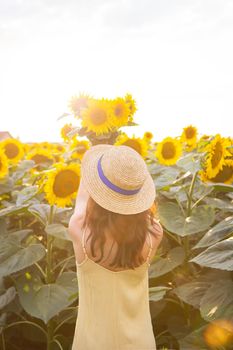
[70,139,90,160]
[124,93,137,120]
[60,123,76,142]
[52,143,66,153]
[203,319,233,348]
[23,143,30,153]
[0,149,9,178]
[197,135,211,153]
[68,93,92,117]
[184,143,197,152]
[111,98,130,127]
[181,125,198,145]
[155,137,182,166]
[143,132,154,143]
[80,99,115,135]
[0,138,25,165]
[200,159,233,184]
[114,134,148,158]
[39,141,51,150]
[44,163,81,207]
[204,134,231,178]
[26,148,54,171]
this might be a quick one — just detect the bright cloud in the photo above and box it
[0,0,233,142]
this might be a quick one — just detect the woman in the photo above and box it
[68,144,163,350]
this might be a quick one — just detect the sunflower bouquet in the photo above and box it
[59,93,138,145]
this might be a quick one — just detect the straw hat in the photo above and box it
[81,144,156,215]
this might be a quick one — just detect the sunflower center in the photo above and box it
[90,108,107,125]
[211,141,223,168]
[77,145,87,154]
[4,143,19,159]
[123,139,142,154]
[185,127,195,139]
[31,154,51,164]
[145,132,153,139]
[161,142,176,159]
[53,169,80,198]
[212,165,233,183]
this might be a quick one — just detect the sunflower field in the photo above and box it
[0,93,233,350]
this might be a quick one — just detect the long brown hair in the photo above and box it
[81,196,161,270]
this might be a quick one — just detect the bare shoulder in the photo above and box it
[67,213,84,242]
[150,218,164,247]
[152,218,163,235]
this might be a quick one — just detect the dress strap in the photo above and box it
[146,232,153,266]
[81,226,88,257]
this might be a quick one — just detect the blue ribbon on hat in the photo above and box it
[97,154,142,195]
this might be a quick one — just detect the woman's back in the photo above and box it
[69,144,163,349]
[71,222,162,350]
[71,217,163,272]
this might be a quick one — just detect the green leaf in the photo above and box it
[0,218,7,236]
[154,168,180,189]
[158,203,215,236]
[203,197,233,211]
[28,204,51,226]
[126,121,138,126]
[200,279,233,322]
[15,271,78,323]
[193,216,233,249]
[67,127,80,138]
[11,160,35,182]
[149,286,171,302]
[159,185,188,203]
[0,178,14,195]
[207,183,233,192]
[57,112,71,121]
[9,229,33,243]
[149,247,185,278]
[0,286,16,310]
[0,204,29,217]
[177,154,201,174]
[147,163,164,175]
[190,237,233,271]
[178,324,210,350]
[16,186,38,206]
[45,224,71,241]
[0,244,46,278]
[172,282,211,309]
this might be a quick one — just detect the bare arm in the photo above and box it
[73,177,90,218]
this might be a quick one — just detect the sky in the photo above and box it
[0,0,233,143]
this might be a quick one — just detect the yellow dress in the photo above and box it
[71,226,157,350]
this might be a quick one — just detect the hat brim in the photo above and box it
[81,144,156,215]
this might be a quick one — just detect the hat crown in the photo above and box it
[100,146,148,191]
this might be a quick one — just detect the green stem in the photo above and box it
[163,297,182,307]
[3,320,47,338]
[187,172,198,216]
[163,230,182,245]
[155,329,169,340]
[46,205,55,350]
[53,255,75,271]
[1,332,6,350]
[34,262,46,279]
[184,172,198,261]
[49,205,55,225]
[52,338,63,350]
[54,313,77,334]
